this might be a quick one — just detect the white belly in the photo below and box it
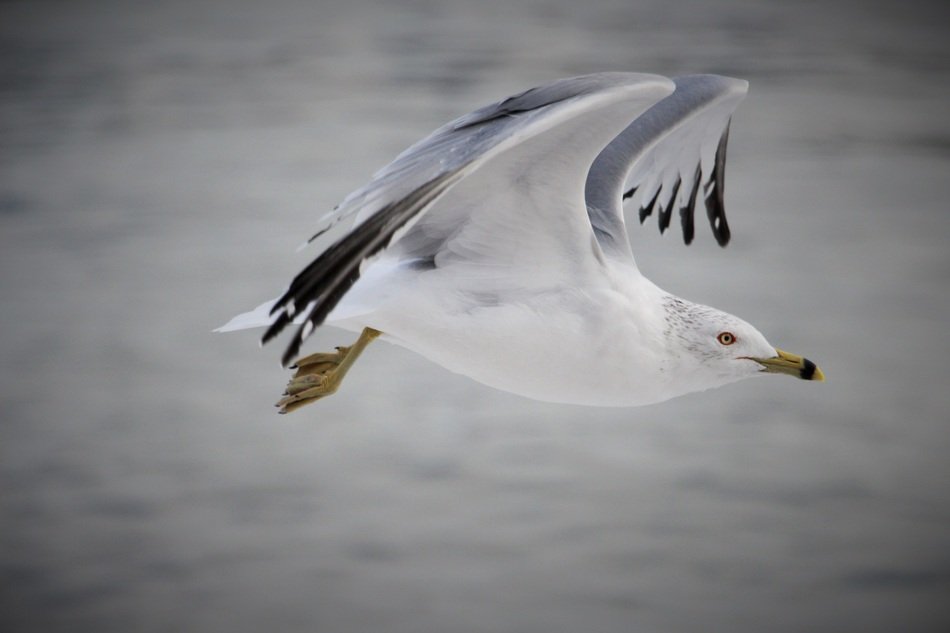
[330,268,673,406]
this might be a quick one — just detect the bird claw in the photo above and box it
[273,328,381,414]
[276,348,349,413]
[276,372,338,413]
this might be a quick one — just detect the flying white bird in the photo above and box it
[217,72,824,413]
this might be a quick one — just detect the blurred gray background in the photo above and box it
[2,0,949,631]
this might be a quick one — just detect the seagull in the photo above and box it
[217,72,824,414]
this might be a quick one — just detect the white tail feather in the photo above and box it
[213,297,316,333]
[214,298,280,332]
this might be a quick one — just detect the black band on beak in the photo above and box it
[800,358,818,380]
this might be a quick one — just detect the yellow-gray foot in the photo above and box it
[275,327,381,414]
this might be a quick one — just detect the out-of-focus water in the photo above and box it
[2,1,949,631]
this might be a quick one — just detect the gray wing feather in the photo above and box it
[308,74,660,245]
[585,74,748,259]
[269,73,673,363]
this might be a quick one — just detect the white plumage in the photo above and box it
[218,72,823,410]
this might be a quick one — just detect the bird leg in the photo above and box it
[275,327,382,414]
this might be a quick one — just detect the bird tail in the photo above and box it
[214,297,286,333]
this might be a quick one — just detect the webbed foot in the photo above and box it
[275,328,381,414]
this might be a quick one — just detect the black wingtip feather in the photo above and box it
[680,211,694,245]
[639,187,660,224]
[680,165,702,245]
[707,206,731,247]
[261,169,462,366]
[262,311,292,345]
[705,120,732,247]
[280,267,361,367]
[657,177,681,235]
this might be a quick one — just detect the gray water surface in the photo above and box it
[2,1,949,631]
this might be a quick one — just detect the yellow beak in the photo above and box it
[750,348,825,381]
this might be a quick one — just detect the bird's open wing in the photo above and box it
[585,75,748,260]
[264,73,674,365]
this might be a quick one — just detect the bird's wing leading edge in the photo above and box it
[585,74,748,260]
[264,73,675,365]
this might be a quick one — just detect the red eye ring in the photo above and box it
[717,332,736,346]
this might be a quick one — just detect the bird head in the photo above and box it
[662,296,824,393]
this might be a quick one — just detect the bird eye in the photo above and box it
[717,332,736,346]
